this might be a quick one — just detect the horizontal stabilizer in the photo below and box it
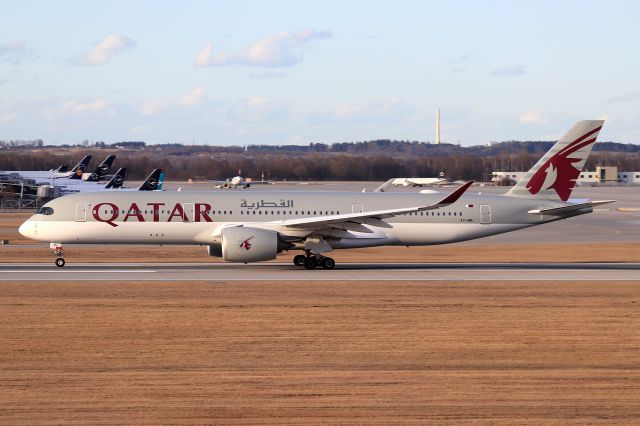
[528,200,615,215]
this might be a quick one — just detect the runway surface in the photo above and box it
[1,262,639,281]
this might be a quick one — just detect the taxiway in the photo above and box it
[1,262,638,281]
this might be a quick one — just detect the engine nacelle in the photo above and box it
[221,227,279,263]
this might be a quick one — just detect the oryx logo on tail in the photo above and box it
[526,125,602,201]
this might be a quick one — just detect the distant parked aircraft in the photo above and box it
[375,172,449,192]
[212,170,272,189]
[4,155,92,181]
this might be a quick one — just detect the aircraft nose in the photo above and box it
[18,220,35,239]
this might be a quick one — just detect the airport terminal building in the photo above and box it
[492,166,640,186]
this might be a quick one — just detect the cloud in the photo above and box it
[141,88,211,116]
[194,43,229,67]
[309,98,414,125]
[0,79,9,87]
[0,112,17,125]
[227,96,289,122]
[447,54,471,73]
[180,88,206,107]
[605,93,640,104]
[519,109,549,124]
[248,70,287,79]
[141,97,172,116]
[72,34,136,65]
[45,99,110,120]
[0,40,33,64]
[490,64,527,77]
[195,29,331,68]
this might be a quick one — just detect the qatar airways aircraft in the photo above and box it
[19,120,613,269]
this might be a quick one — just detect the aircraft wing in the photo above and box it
[269,181,473,230]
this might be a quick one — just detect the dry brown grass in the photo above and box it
[1,280,640,423]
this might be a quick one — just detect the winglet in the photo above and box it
[435,181,474,205]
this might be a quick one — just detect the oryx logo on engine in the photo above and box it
[240,236,255,251]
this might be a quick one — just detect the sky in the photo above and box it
[1,0,639,146]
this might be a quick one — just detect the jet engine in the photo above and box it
[207,227,290,263]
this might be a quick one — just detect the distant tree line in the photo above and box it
[1,141,639,181]
[0,139,44,147]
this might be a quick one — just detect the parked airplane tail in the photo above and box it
[104,167,126,189]
[86,154,116,182]
[54,165,68,173]
[138,169,163,191]
[68,155,92,180]
[505,120,604,201]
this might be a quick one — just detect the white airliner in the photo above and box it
[212,170,272,189]
[19,121,613,269]
[374,172,449,192]
[5,155,93,181]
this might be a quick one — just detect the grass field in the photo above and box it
[1,280,640,423]
[2,212,640,423]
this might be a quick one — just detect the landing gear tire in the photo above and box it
[320,257,335,270]
[55,258,65,268]
[303,256,317,270]
[293,254,306,267]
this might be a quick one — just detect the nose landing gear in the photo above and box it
[292,252,335,270]
[51,243,65,267]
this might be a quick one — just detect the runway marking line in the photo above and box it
[1,270,156,273]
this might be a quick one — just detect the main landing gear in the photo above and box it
[51,243,65,267]
[293,253,336,270]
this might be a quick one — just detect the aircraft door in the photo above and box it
[183,203,195,222]
[75,203,87,222]
[352,204,363,213]
[480,205,491,224]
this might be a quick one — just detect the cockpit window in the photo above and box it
[37,207,54,215]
